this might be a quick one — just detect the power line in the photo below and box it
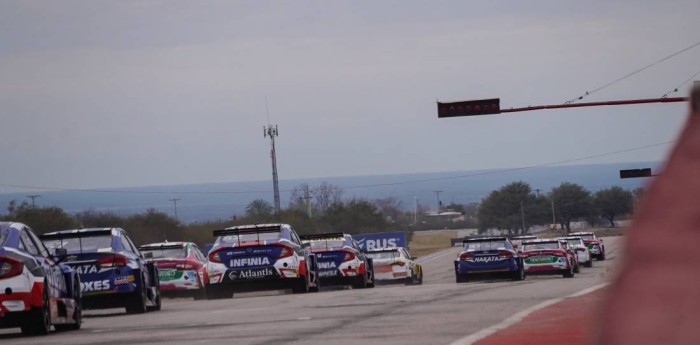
[0,141,675,195]
[565,40,700,104]
[662,69,700,98]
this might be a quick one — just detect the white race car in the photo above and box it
[365,247,422,285]
[559,236,593,268]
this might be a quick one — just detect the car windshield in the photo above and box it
[464,240,508,251]
[366,251,400,260]
[218,232,281,245]
[141,247,187,259]
[522,242,561,251]
[43,235,113,253]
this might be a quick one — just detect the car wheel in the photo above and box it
[126,276,148,314]
[351,272,368,289]
[455,273,468,283]
[21,281,51,336]
[512,263,525,281]
[574,261,580,273]
[55,277,82,331]
[291,276,310,294]
[563,263,575,278]
[599,251,606,261]
[584,259,593,268]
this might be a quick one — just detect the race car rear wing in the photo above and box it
[213,225,283,237]
[299,233,346,242]
[138,244,185,251]
[363,248,400,254]
[462,237,508,243]
[40,229,112,240]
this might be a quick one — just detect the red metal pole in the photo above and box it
[500,97,689,113]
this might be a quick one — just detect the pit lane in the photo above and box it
[0,237,622,345]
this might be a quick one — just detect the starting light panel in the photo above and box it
[437,98,501,118]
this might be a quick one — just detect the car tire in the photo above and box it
[598,251,606,261]
[351,272,368,289]
[455,273,468,283]
[291,276,309,294]
[55,277,82,331]
[563,263,575,278]
[147,290,161,311]
[21,281,51,336]
[126,276,148,314]
[574,262,580,274]
[512,263,525,281]
[584,259,593,268]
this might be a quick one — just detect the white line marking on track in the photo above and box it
[447,282,609,345]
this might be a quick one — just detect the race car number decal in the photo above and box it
[228,268,275,280]
[81,280,111,292]
[230,257,271,267]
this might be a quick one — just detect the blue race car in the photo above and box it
[300,233,375,289]
[454,237,525,283]
[0,222,82,335]
[40,228,161,314]
[206,224,320,299]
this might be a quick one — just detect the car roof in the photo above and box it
[569,232,594,235]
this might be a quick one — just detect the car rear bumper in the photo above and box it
[455,259,519,274]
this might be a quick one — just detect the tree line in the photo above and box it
[477,181,642,234]
[1,181,642,248]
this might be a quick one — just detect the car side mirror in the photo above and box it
[142,252,153,259]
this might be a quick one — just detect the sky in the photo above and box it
[1,0,698,194]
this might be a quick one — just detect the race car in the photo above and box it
[559,236,593,268]
[454,237,525,283]
[0,222,82,335]
[206,224,320,299]
[511,235,538,252]
[365,247,422,285]
[520,239,576,278]
[41,228,161,314]
[569,232,606,260]
[560,240,580,273]
[139,242,208,300]
[300,233,375,289]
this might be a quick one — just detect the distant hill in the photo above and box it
[0,162,657,223]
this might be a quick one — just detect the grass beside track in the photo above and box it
[409,230,458,257]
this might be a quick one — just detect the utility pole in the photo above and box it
[520,201,526,233]
[264,125,281,215]
[551,198,557,228]
[535,189,541,197]
[299,186,313,218]
[27,195,40,208]
[169,198,181,222]
[433,190,443,214]
[413,197,419,225]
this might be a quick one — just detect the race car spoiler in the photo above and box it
[138,244,185,251]
[213,225,282,237]
[363,248,400,253]
[299,233,345,241]
[40,229,112,240]
[462,237,508,243]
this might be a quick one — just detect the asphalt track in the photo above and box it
[0,237,622,345]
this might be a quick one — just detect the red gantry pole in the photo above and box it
[500,97,689,114]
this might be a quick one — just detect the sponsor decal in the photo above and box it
[525,256,557,264]
[81,280,111,292]
[355,231,407,250]
[72,264,99,274]
[318,270,338,278]
[114,275,135,285]
[472,256,504,263]
[228,268,275,280]
[230,257,271,267]
[317,261,337,270]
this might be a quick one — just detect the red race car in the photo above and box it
[521,239,576,278]
[139,242,208,300]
